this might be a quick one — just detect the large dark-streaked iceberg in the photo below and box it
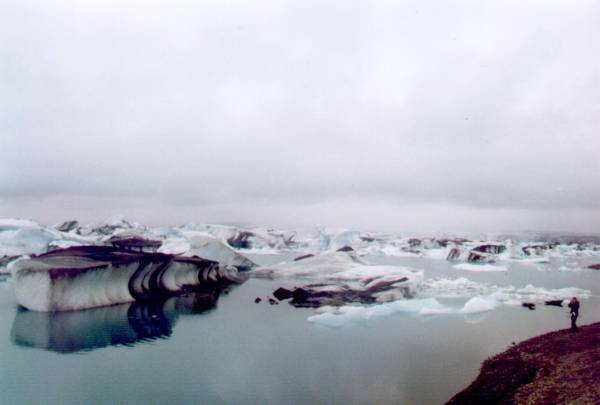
[13,246,246,312]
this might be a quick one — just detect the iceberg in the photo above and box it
[13,246,246,312]
[0,219,61,257]
[0,218,99,258]
[453,263,508,272]
[307,298,451,327]
[168,231,256,270]
[255,251,423,306]
[460,296,499,313]
[178,223,298,252]
[77,216,139,237]
[421,277,591,304]
[54,220,80,233]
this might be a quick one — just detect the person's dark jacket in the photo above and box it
[568,300,580,316]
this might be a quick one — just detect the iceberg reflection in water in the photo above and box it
[10,290,224,353]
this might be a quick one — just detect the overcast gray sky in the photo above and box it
[1,0,599,232]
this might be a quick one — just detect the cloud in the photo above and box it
[1,0,599,231]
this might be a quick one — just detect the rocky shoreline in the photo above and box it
[446,322,600,404]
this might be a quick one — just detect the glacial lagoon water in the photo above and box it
[1,253,599,405]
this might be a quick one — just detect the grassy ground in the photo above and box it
[446,322,600,404]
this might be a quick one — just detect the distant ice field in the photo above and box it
[2,218,599,321]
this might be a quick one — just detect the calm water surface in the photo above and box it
[1,254,599,404]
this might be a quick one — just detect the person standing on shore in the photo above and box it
[568,297,580,332]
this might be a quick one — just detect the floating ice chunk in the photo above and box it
[176,231,256,270]
[510,284,591,302]
[421,248,451,260]
[453,263,508,272]
[421,277,489,298]
[460,296,499,313]
[307,312,347,328]
[0,218,97,257]
[256,251,419,282]
[419,306,455,315]
[181,224,301,252]
[378,245,421,257]
[307,298,450,327]
[254,251,366,279]
[421,277,591,305]
[554,265,586,272]
[76,217,137,237]
[13,246,246,312]
[511,257,550,264]
[0,219,61,256]
[258,252,423,306]
[314,305,338,314]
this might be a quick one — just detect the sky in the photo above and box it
[1,0,599,233]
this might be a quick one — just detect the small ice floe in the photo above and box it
[422,277,591,304]
[421,277,491,298]
[511,257,550,264]
[460,296,499,314]
[453,263,508,272]
[307,298,451,327]
[306,296,496,327]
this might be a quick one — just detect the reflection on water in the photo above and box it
[11,290,225,353]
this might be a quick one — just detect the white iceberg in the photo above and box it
[460,296,499,313]
[174,231,256,270]
[453,263,508,272]
[307,298,450,327]
[0,219,61,257]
